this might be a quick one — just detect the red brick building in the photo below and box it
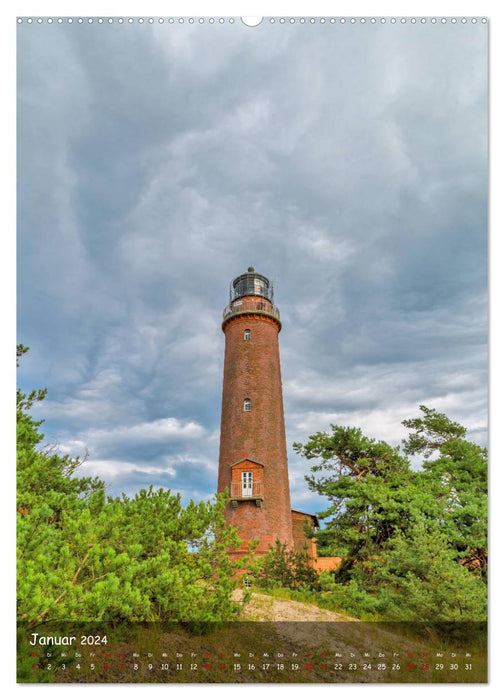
[217,267,340,574]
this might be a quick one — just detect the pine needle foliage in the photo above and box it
[17,346,244,626]
[294,406,487,621]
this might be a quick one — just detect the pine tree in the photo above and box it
[294,406,487,621]
[17,346,244,625]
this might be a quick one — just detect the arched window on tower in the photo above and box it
[244,329,251,340]
[244,398,251,412]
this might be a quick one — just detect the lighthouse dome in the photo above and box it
[231,268,273,302]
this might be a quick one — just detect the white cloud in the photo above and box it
[63,417,207,455]
[80,459,176,480]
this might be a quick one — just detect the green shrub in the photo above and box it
[251,540,319,590]
[17,346,244,625]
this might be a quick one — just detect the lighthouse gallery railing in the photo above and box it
[223,299,281,321]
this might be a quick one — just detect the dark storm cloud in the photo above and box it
[17,20,487,514]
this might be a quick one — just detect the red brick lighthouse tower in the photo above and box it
[218,267,294,557]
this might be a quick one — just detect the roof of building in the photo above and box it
[228,457,265,469]
[291,509,320,528]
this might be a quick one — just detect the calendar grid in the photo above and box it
[18,621,487,683]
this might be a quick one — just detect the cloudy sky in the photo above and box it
[16,16,487,517]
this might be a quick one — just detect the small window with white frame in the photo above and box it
[244,398,251,411]
[244,329,251,340]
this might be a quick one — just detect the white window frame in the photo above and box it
[244,398,251,411]
[242,471,253,496]
[244,329,251,340]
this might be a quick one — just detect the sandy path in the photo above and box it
[234,590,356,622]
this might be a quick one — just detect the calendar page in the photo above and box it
[16,12,488,685]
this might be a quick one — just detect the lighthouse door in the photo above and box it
[242,471,253,496]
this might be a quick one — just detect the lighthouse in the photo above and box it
[217,267,294,557]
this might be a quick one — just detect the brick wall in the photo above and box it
[314,557,342,573]
[218,299,293,555]
[291,511,318,563]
